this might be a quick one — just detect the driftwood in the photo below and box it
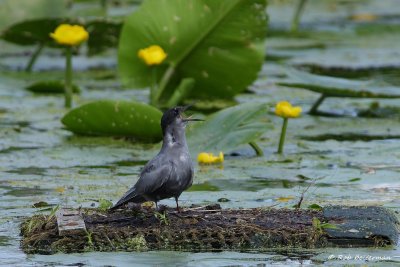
[20,205,399,254]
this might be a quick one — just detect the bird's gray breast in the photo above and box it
[165,149,193,195]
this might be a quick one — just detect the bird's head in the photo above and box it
[161,105,202,136]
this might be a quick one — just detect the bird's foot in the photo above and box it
[156,204,168,213]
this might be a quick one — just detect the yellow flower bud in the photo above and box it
[50,24,89,46]
[197,152,224,164]
[138,45,167,66]
[275,101,302,118]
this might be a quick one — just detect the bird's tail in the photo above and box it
[109,187,145,210]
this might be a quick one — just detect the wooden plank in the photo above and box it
[56,208,86,236]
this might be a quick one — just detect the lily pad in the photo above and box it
[1,18,121,55]
[26,80,80,94]
[1,18,67,47]
[85,19,122,56]
[187,102,271,153]
[118,0,267,99]
[278,68,400,98]
[61,100,163,142]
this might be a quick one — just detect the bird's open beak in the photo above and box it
[184,118,204,122]
[182,104,193,112]
[180,104,204,122]
[182,115,204,122]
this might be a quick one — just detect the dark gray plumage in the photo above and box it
[111,106,202,211]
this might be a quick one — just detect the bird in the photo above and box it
[110,105,202,212]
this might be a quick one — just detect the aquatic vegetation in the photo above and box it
[138,45,167,66]
[61,100,163,141]
[275,101,302,154]
[50,24,88,46]
[197,152,224,164]
[2,0,400,264]
[275,101,302,119]
[98,199,113,211]
[1,18,121,71]
[49,24,89,108]
[118,0,267,106]
[188,102,271,155]
[26,80,80,94]
[154,211,169,226]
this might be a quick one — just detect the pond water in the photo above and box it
[0,0,399,266]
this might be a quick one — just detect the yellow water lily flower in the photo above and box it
[138,45,167,65]
[50,24,89,46]
[197,152,224,164]
[275,101,302,118]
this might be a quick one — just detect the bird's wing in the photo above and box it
[111,159,173,209]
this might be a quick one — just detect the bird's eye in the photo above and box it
[173,108,179,115]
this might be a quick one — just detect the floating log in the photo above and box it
[20,205,399,254]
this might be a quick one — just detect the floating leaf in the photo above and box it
[1,18,67,46]
[187,102,270,153]
[32,201,50,208]
[278,69,400,98]
[26,80,80,94]
[1,18,121,55]
[61,100,162,142]
[348,178,361,182]
[86,19,122,56]
[118,0,267,99]
[308,203,323,210]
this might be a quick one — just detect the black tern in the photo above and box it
[111,105,202,211]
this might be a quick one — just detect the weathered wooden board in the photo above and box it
[56,208,86,236]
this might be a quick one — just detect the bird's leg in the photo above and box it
[175,197,181,213]
[155,201,158,210]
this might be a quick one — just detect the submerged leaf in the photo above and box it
[278,69,400,98]
[118,0,267,99]
[26,80,80,94]
[86,19,122,56]
[61,100,163,142]
[187,102,271,153]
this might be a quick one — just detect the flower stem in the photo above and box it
[277,118,288,154]
[249,141,264,157]
[64,47,73,108]
[150,67,157,105]
[153,63,175,106]
[291,0,308,33]
[25,43,44,72]
[309,94,326,115]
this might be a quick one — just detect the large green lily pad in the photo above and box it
[61,100,163,142]
[118,0,267,99]
[187,102,271,153]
